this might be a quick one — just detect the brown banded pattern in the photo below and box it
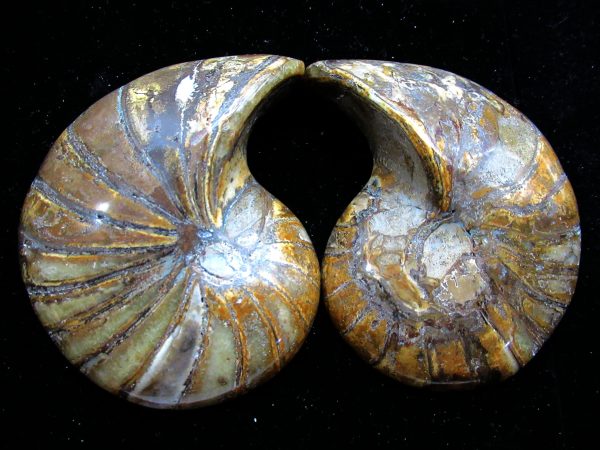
[307,60,580,387]
[19,55,320,408]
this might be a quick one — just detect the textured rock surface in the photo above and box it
[308,60,580,387]
[19,55,319,408]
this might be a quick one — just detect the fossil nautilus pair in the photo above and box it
[19,55,580,408]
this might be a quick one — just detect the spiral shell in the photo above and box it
[19,55,320,408]
[308,60,580,387]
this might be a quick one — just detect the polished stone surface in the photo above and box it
[19,55,320,408]
[309,60,581,387]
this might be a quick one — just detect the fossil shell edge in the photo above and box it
[307,60,580,388]
[19,55,320,408]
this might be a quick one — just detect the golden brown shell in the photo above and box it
[308,60,580,387]
[19,55,320,408]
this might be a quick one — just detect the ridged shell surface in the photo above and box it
[19,55,320,408]
[308,60,580,387]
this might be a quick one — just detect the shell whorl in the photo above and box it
[308,60,580,387]
[19,55,320,408]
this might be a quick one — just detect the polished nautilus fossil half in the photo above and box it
[308,60,580,387]
[19,55,320,408]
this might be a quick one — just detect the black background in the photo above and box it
[2,1,598,448]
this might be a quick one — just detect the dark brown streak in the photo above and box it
[196,58,228,226]
[78,261,185,368]
[370,322,394,366]
[32,178,178,238]
[325,248,353,257]
[121,268,196,393]
[263,240,314,252]
[340,304,370,336]
[458,333,477,378]
[55,252,181,333]
[256,272,310,331]
[471,148,541,206]
[222,180,255,223]
[496,242,578,275]
[116,87,188,219]
[423,336,435,383]
[27,247,176,298]
[493,260,569,309]
[202,56,280,225]
[67,124,183,226]
[177,61,206,224]
[478,309,522,366]
[21,231,176,256]
[490,174,568,216]
[178,280,211,402]
[326,279,357,299]
[222,299,249,388]
[269,259,320,290]
[242,287,283,370]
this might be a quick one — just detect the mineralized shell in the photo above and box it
[19,55,320,408]
[308,60,581,387]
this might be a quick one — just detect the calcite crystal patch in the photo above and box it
[309,60,580,387]
[19,55,320,408]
